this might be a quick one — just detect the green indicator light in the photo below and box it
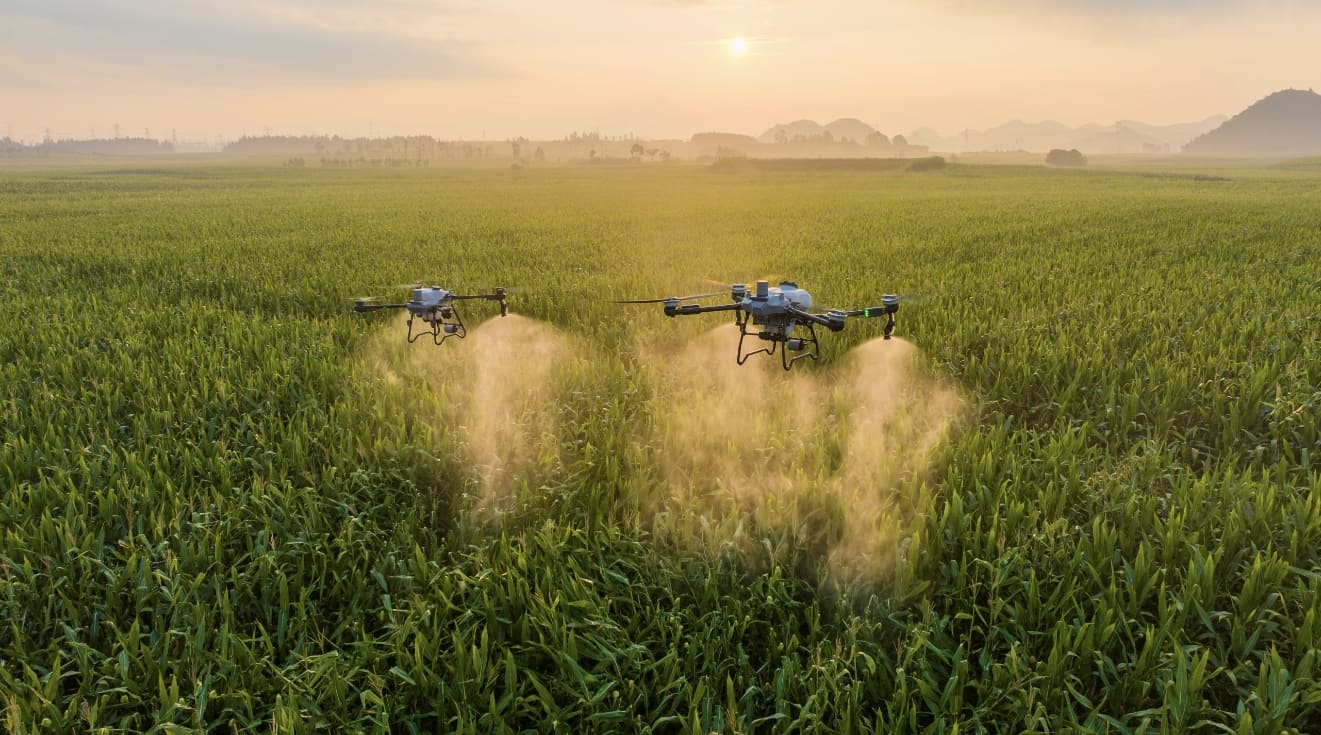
[863,308,872,318]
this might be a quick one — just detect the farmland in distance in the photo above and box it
[2,160,1320,732]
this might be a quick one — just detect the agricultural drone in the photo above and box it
[620,280,899,370]
[353,285,508,345]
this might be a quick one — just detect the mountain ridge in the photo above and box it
[756,115,1228,154]
[1183,89,1321,156]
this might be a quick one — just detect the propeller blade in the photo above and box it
[614,290,726,304]
[823,292,932,312]
[705,274,788,288]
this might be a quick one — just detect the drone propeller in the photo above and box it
[844,292,929,307]
[819,291,933,312]
[352,296,394,313]
[614,290,727,304]
[818,305,892,317]
[392,283,523,296]
[834,286,934,305]
[703,274,788,289]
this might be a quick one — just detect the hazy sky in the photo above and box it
[2,0,1318,142]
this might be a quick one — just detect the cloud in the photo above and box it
[916,0,1293,24]
[904,0,1313,42]
[937,0,1250,10]
[0,0,494,83]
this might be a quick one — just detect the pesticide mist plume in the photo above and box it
[360,312,578,521]
[639,324,966,583]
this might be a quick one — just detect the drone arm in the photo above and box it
[664,302,742,318]
[836,294,899,319]
[354,302,408,313]
[451,288,509,316]
[838,306,895,318]
[835,300,900,339]
[785,304,848,332]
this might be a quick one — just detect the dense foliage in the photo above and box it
[1045,149,1088,167]
[2,161,1320,732]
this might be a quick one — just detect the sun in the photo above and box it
[728,37,748,57]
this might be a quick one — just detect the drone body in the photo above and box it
[354,285,508,345]
[633,280,898,370]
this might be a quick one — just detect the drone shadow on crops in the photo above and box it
[634,324,967,590]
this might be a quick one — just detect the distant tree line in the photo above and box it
[0,137,174,156]
[223,135,495,161]
[708,156,945,173]
[223,134,678,165]
[562,131,645,144]
[317,158,429,168]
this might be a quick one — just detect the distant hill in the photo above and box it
[758,120,823,143]
[758,118,884,144]
[753,113,1232,155]
[1119,117,1228,149]
[909,116,1225,154]
[823,118,877,143]
[1183,89,1321,156]
[1072,124,1173,155]
[984,120,1086,151]
[689,132,758,146]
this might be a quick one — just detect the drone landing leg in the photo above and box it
[735,312,775,365]
[453,308,467,339]
[430,306,467,346]
[783,323,821,371]
[405,307,469,346]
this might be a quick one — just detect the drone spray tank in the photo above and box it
[408,287,461,335]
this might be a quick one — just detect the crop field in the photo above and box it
[2,159,1321,733]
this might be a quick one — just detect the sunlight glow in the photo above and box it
[728,37,748,57]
